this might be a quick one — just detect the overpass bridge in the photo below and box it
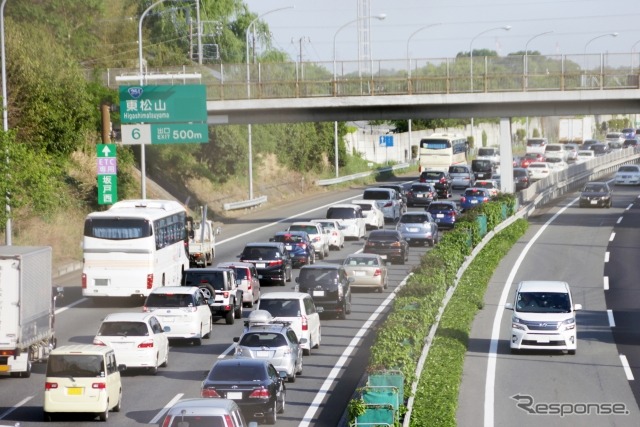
[104,52,640,125]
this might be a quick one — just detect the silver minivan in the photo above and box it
[162,398,257,427]
[448,164,475,189]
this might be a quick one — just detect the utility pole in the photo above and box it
[293,36,310,63]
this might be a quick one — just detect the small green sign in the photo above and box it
[97,174,118,205]
[119,85,207,124]
[121,123,209,144]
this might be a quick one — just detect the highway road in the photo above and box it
[0,178,443,427]
[457,180,640,426]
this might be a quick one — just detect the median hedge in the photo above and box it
[347,193,525,426]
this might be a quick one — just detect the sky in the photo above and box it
[243,0,640,65]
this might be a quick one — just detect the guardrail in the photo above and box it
[222,195,268,211]
[316,163,411,186]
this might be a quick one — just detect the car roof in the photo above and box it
[428,201,457,207]
[368,229,400,237]
[244,242,284,248]
[352,199,376,205]
[185,267,233,273]
[300,264,341,271]
[166,398,240,414]
[102,312,155,322]
[517,280,570,293]
[345,252,381,259]
[290,221,319,226]
[50,344,113,356]
[149,286,198,295]
[212,358,269,369]
[260,291,310,300]
[216,261,255,269]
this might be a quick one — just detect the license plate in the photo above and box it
[256,263,266,268]
[408,227,419,232]
[313,290,325,297]
[471,200,478,204]
[0,365,8,372]
[258,275,263,279]
[95,279,108,287]
[227,392,242,400]
[67,387,83,395]
[590,200,597,205]
[536,337,550,343]
[436,214,444,218]
[417,194,425,198]
[257,350,270,358]
[354,271,365,276]
[285,245,292,250]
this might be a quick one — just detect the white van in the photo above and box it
[43,344,125,421]
[526,138,548,155]
[256,292,321,356]
[326,204,366,240]
[505,281,582,354]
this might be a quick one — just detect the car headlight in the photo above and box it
[511,315,526,330]
[561,317,576,330]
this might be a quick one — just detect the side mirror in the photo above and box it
[504,303,514,310]
[163,326,171,333]
[118,364,127,372]
[233,337,240,343]
[278,371,288,380]
[574,303,583,311]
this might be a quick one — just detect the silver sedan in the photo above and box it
[396,211,439,247]
[342,253,388,293]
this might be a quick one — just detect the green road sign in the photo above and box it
[121,123,209,145]
[119,85,207,124]
[96,144,117,205]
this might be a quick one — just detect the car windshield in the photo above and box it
[97,321,148,337]
[422,172,443,180]
[327,207,356,219]
[476,182,495,188]
[546,146,561,152]
[259,299,301,317]
[400,214,428,223]
[516,292,571,313]
[47,355,104,378]
[239,332,288,348]
[209,364,266,381]
[584,184,606,192]
[527,139,546,146]
[183,271,227,290]
[618,166,638,172]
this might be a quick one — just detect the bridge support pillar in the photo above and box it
[499,117,515,194]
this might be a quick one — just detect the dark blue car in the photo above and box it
[426,201,460,230]
[270,231,316,268]
[460,188,490,212]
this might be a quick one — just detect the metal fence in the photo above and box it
[97,52,640,100]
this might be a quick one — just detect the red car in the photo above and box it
[520,153,546,168]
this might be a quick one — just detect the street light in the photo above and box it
[406,23,442,79]
[523,30,553,138]
[583,32,618,71]
[469,25,510,150]
[631,39,640,73]
[245,6,293,200]
[333,13,386,178]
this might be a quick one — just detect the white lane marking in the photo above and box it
[219,343,236,358]
[605,252,610,263]
[55,297,87,314]
[609,232,616,241]
[620,355,635,380]
[0,395,33,420]
[484,198,576,427]
[149,393,184,424]
[607,310,616,327]
[215,194,365,246]
[617,216,623,224]
[298,276,408,427]
[604,276,609,291]
[626,203,633,211]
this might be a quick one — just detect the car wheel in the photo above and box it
[192,337,202,346]
[568,349,576,355]
[278,390,286,414]
[338,305,347,320]
[113,389,122,412]
[266,399,277,424]
[148,358,158,375]
[161,348,169,367]
[296,357,303,375]
[43,412,53,422]
[318,249,325,260]
[377,284,384,293]
[288,370,296,382]
[225,310,235,325]
[315,328,321,349]
[99,402,109,421]
[346,295,352,314]
[234,299,243,319]
[203,318,212,338]
[303,346,311,356]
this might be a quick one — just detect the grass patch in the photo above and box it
[408,219,528,426]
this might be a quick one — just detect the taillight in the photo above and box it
[161,416,171,427]
[92,382,106,389]
[313,236,321,242]
[439,177,446,183]
[483,197,489,202]
[82,273,87,289]
[332,231,338,236]
[249,387,271,399]
[0,350,15,356]
[301,315,308,331]
[223,415,234,427]
[45,382,58,391]
[374,268,381,276]
[408,191,414,196]
[146,274,153,290]
[93,339,106,346]
[201,388,221,398]
[268,260,283,267]
[138,340,154,348]
[383,201,392,208]
[390,241,401,247]
[460,197,466,203]
[142,306,150,312]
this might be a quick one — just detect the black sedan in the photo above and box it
[201,358,286,424]
[363,229,409,265]
[406,183,437,207]
[270,231,315,268]
[295,264,352,319]
[579,182,612,208]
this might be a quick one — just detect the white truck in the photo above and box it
[187,206,221,268]
[0,246,62,378]
[558,117,594,143]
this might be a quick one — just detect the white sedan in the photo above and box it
[474,179,499,197]
[614,164,640,185]
[527,162,552,181]
[351,199,385,230]
[310,219,345,250]
[546,157,568,171]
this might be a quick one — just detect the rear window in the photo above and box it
[239,332,288,348]
[421,172,443,180]
[618,166,639,172]
[527,139,547,146]
[273,233,305,243]
[428,203,454,211]
[289,225,318,235]
[477,148,496,156]
[363,190,392,200]
[528,164,546,169]
[546,145,561,152]
[449,166,469,174]
[146,293,195,307]
[165,416,226,427]
[353,203,372,211]
[464,189,487,196]
[47,354,104,378]
[299,268,339,286]
[259,299,301,317]
[327,207,356,219]
[209,363,266,381]
[97,321,149,337]
[183,271,227,290]
[242,247,281,260]
[400,214,428,223]
[368,232,400,242]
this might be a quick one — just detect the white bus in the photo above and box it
[418,133,468,172]
[82,199,190,300]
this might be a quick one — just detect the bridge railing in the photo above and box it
[98,52,640,100]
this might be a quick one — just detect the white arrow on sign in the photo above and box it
[121,124,152,145]
[101,145,111,156]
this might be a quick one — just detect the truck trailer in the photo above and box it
[0,246,61,377]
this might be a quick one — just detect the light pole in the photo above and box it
[583,32,618,71]
[245,6,293,200]
[1,0,9,244]
[469,25,510,147]
[631,39,640,73]
[333,13,386,178]
[138,0,169,200]
[524,30,553,138]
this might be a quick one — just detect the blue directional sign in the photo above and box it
[379,135,394,147]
